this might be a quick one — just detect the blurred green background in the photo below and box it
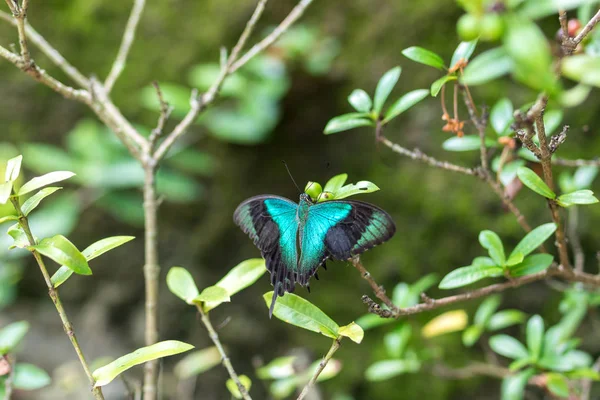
[1,0,600,399]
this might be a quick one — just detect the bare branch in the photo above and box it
[484,174,534,234]
[574,8,600,46]
[230,0,313,73]
[379,136,479,176]
[297,338,342,400]
[552,157,600,167]
[105,0,146,93]
[149,81,173,149]
[195,305,252,400]
[460,85,489,171]
[351,257,395,309]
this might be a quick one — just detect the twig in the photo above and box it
[484,174,534,233]
[559,10,569,41]
[460,85,489,171]
[297,338,342,400]
[148,81,173,149]
[195,305,252,400]
[8,196,104,400]
[552,157,600,167]
[230,0,313,73]
[105,0,146,93]
[351,257,395,309]
[573,8,600,46]
[3,355,14,400]
[8,0,32,68]
[378,136,478,176]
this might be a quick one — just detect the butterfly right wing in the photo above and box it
[233,195,299,316]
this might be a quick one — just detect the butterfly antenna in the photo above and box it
[282,160,302,194]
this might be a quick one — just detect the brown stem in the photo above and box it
[9,196,104,399]
[460,84,489,171]
[297,337,342,400]
[351,257,395,310]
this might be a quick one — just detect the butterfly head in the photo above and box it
[299,192,314,205]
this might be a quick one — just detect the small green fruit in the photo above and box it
[304,181,323,201]
[457,13,481,41]
[480,14,504,41]
[317,191,334,203]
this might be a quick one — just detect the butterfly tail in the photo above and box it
[269,284,281,319]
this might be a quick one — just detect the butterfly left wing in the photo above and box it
[300,200,396,278]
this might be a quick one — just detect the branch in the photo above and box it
[153,0,270,162]
[552,157,600,167]
[195,305,252,400]
[574,8,600,46]
[0,10,89,87]
[297,337,342,400]
[230,0,313,73]
[460,85,489,171]
[8,0,32,67]
[9,196,104,400]
[378,136,479,176]
[351,257,395,309]
[148,81,173,149]
[105,0,146,93]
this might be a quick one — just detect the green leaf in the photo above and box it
[520,0,591,19]
[21,187,62,216]
[12,363,51,390]
[7,223,30,249]
[461,47,513,85]
[401,47,446,70]
[174,346,221,379]
[338,322,364,344]
[450,39,478,68]
[348,89,372,112]
[546,373,570,398]
[373,67,401,114]
[166,267,200,304]
[439,264,503,289]
[526,315,544,361]
[488,310,527,331]
[0,215,17,224]
[474,295,502,326]
[491,98,514,135]
[501,368,535,400]
[509,357,532,372]
[560,83,592,107]
[355,313,395,330]
[364,359,421,381]
[0,181,13,204]
[0,320,29,353]
[462,325,484,347]
[193,286,230,304]
[510,254,554,277]
[506,252,524,267]
[490,334,529,360]
[573,166,598,190]
[517,167,556,199]
[384,324,411,358]
[479,230,506,266]
[442,135,497,151]
[323,173,348,193]
[324,115,374,134]
[256,356,296,380]
[562,54,600,87]
[557,189,599,207]
[511,223,557,259]
[383,89,429,122]
[5,155,22,182]
[263,292,339,339]
[430,75,457,97]
[32,235,91,275]
[504,15,557,92]
[93,340,194,387]
[226,375,252,399]
[564,368,600,380]
[334,181,379,199]
[17,171,75,196]
[204,258,266,311]
[422,310,468,337]
[51,236,135,288]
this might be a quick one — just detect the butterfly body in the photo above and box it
[234,193,395,317]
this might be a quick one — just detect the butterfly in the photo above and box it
[234,192,396,317]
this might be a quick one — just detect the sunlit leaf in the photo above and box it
[364,359,420,381]
[174,346,221,379]
[490,334,529,360]
[263,292,339,339]
[324,115,374,134]
[557,190,599,207]
[32,235,91,275]
[401,47,445,70]
[491,98,514,135]
[17,171,75,196]
[348,89,372,113]
[488,310,527,331]
[204,258,266,311]
[422,310,468,337]
[383,89,429,123]
[526,315,544,361]
[373,67,401,114]
[0,181,13,204]
[450,39,478,68]
[21,187,62,216]
[323,173,348,193]
[166,267,200,304]
[93,340,194,387]
[509,254,554,277]
[517,167,556,199]
[4,155,22,182]
[479,230,506,266]
[430,75,457,97]
[7,223,30,249]
[226,375,252,399]
[439,264,503,289]
[334,181,379,199]
[0,320,29,353]
[193,286,230,304]
[442,135,497,151]
[256,356,296,380]
[462,47,513,85]
[474,295,502,327]
[511,223,556,259]
[546,373,570,397]
[338,322,364,344]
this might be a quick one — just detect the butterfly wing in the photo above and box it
[233,195,299,316]
[304,200,396,268]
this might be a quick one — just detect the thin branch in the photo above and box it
[297,338,342,400]
[2,355,14,400]
[148,81,173,149]
[230,0,313,73]
[460,85,489,171]
[552,157,600,167]
[9,196,104,400]
[153,0,270,162]
[195,305,252,400]
[10,0,32,68]
[0,10,89,87]
[105,0,146,93]
[379,136,479,176]
[351,257,395,309]
[573,8,600,46]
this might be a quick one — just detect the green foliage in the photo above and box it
[226,375,252,399]
[167,267,201,304]
[462,296,526,347]
[442,135,497,151]
[0,320,29,353]
[302,173,380,203]
[174,346,221,380]
[92,340,194,387]
[264,357,342,399]
[32,235,91,275]
[11,363,51,390]
[517,167,556,199]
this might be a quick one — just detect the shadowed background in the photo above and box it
[1,0,600,399]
